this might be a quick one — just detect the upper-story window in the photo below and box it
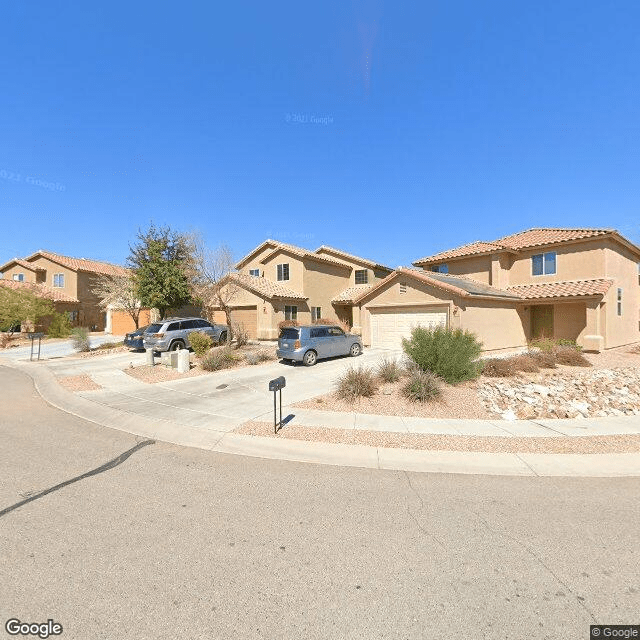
[53,273,65,288]
[249,269,260,277]
[531,252,556,276]
[277,264,289,281]
[430,264,449,274]
[355,269,368,285]
[13,273,24,282]
[617,288,623,316]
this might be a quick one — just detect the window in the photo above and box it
[327,326,345,336]
[167,322,181,331]
[181,320,197,329]
[430,264,449,274]
[617,288,622,316]
[249,269,260,277]
[53,273,65,287]
[399,283,407,294]
[13,273,24,282]
[311,307,322,321]
[66,310,79,323]
[532,252,556,276]
[355,269,368,284]
[284,305,297,321]
[310,327,328,338]
[277,264,289,281]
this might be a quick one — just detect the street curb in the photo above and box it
[5,359,640,477]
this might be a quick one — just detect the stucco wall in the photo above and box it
[458,301,527,352]
[261,249,305,294]
[303,260,350,318]
[27,256,78,299]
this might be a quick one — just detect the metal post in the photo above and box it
[30,337,34,362]
[274,389,277,433]
[37,335,41,361]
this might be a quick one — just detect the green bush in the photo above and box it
[189,331,213,356]
[376,356,403,382]
[71,327,91,352]
[200,347,241,371]
[335,365,378,400]
[47,313,72,338]
[402,371,442,402]
[402,326,483,384]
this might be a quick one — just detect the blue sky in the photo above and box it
[1,1,640,269]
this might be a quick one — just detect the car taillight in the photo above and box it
[151,333,164,338]
[294,339,301,349]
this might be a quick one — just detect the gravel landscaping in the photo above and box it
[57,375,102,392]
[237,421,640,453]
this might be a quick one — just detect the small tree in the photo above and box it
[93,272,143,329]
[0,285,55,333]
[128,223,192,320]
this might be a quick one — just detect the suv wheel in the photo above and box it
[303,350,317,366]
[349,343,361,357]
[169,340,185,351]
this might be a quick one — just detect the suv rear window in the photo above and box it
[146,324,163,333]
[280,328,300,339]
[167,322,181,331]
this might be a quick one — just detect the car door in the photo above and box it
[310,327,331,358]
[181,319,198,344]
[326,326,348,356]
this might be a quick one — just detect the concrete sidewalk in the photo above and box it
[4,355,640,477]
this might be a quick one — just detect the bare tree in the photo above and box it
[93,272,143,329]
[186,233,240,340]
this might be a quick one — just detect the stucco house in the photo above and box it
[355,228,640,352]
[211,240,392,339]
[0,250,129,331]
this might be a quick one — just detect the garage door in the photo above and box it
[370,308,448,350]
[229,306,258,339]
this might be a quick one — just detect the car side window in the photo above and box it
[182,320,197,330]
[328,327,345,336]
[196,319,212,328]
[167,322,181,331]
[310,328,328,338]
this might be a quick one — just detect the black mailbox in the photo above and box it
[268,376,286,392]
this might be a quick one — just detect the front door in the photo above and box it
[531,305,554,339]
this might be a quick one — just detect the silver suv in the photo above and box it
[277,324,363,366]
[142,317,229,353]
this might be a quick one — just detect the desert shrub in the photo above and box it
[232,323,249,347]
[71,327,91,352]
[510,354,539,373]
[189,331,213,356]
[47,313,72,338]
[245,352,259,365]
[529,350,557,368]
[95,341,123,350]
[554,346,591,367]
[376,355,403,382]
[482,358,518,377]
[278,319,299,330]
[335,365,378,400]
[402,326,483,384]
[529,337,582,353]
[402,370,442,402]
[0,333,19,348]
[257,348,276,362]
[200,347,241,371]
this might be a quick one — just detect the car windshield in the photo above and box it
[146,323,163,333]
[280,328,300,339]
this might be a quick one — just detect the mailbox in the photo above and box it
[268,376,286,392]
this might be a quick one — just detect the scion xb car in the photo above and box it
[277,324,363,366]
[143,317,229,353]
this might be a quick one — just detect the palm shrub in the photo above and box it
[402,326,482,384]
[335,365,377,400]
[71,327,91,352]
[189,331,213,356]
[402,370,442,402]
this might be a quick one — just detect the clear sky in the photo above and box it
[1,1,639,269]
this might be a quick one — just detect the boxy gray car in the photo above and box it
[143,317,229,353]
[277,324,363,366]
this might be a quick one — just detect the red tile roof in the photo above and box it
[414,228,615,265]
[506,279,613,300]
[235,239,350,270]
[229,273,308,300]
[0,258,46,272]
[315,246,392,271]
[332,284,375,303]
[24,250,129,277]
[0,279,79,303]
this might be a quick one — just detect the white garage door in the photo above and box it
[370,308,448,350]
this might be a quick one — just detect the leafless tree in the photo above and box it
[186,233,240,339]
[93,272,143,329]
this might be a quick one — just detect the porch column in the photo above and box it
[581,300,604,352]
[351,305,362,335]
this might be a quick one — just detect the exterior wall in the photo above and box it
[303,260,350,321]
[26,256,78,301]
[261,250,305,295]
[457,301,527,352]
[1,265,39,283]
[77,272,108,330]
[442,255,492,284]
[239,244,279,277]
[603,240,640,347]
[313,248,391,286]
[553,302,588,342]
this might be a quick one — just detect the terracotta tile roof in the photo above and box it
[315,246,392,272]
[236,239,350,270]
[0,258,46,273]
[332,284,375,303]
[414,228,614,265]
[507,279,613,300]
[0,279,79,302]
[229,273,308,300]
[25,250,129,277]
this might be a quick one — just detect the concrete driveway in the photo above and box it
[40,346,403,433]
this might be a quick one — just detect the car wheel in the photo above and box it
[349,343,361,357]
[169,340,185,351]
[303,350,317,366]
[218,331,227,344]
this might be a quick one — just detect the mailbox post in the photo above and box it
[268,376,286,433]
[28,332,44,361]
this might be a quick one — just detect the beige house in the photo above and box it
[212,240,392,339]
[356,228,640,352]
[0,250,129,331]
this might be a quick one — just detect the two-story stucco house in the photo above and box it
[212,240,392,339]
[0,250,129,331]
[355,228,640,352]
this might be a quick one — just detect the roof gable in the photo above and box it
[314,245,392,272]
[24,250,129,277]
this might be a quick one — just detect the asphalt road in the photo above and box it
[1,366,638,640]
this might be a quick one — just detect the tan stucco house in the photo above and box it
[211,240,392,339]
[355,228,640,352]
[0,250,129,331]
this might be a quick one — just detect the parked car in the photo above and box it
[142,317,229,353]
[124,324,151,351]
[277,324,363,366]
